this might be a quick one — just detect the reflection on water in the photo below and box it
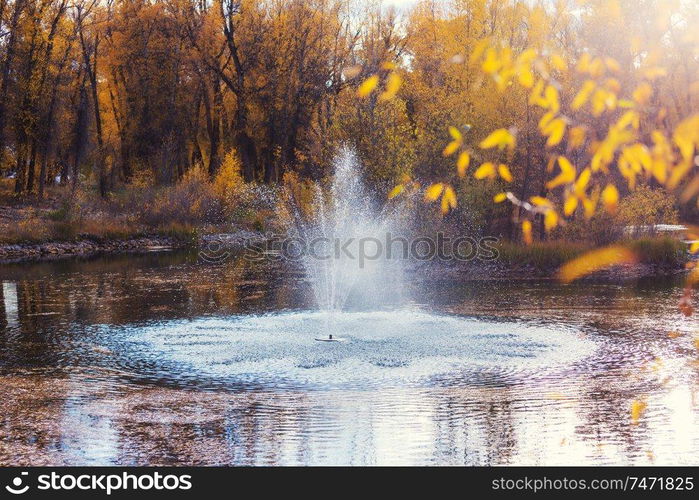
[0,251,698,465]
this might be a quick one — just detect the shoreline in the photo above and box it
[408,260,690,282]
[0,233,691,282]
[0,236,189,264]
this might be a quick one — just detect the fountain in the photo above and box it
[283,146,407,340]
[100,147,596,390]
[285,146,405,314]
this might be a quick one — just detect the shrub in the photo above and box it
[557,185,680,245]
[278,170,318,224]
[616,185,679,236]
[213,150,244,210]
[140,165,224,226]
[557,211,622,246]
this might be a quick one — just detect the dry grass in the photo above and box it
[0,158,272,245]
[496,237,688,271]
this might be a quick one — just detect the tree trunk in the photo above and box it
[0,0,26,168]
[26,141,37,193]
[14,143,27,194]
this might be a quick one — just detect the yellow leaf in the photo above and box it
[474,162,497,179]
[605,57,621,72]
[589,57,605,78]
[544,210,559,232]
[631,399,647,424]
[564,195,578,216]
[443,141,460,157]
[381,61,397,71]
[544,84,560,113]
[575,168,591,194]
[530,196,552,207]
[379,73,402,101]
[569,126,587,149]
[591,89,609,116]
[449,126,463,141]
[623,144,652,174]
[652,160,667,184]
[557,245,637,283]
[689,241,699,254]
[668,161,693,190]
[544,118,566,147]
[424,183,444,201]
[493,192,507,203]
[617,110,640,130]
[441,186,457,214]
[481,48,501,74]
[358,75,379,97]
[601,184,619,213]
[572,80,596,110]
[522,220,533,245]
[457,152,470,177]
[517,48,537,65]
[551,53,567,72]
[558,155,575,175]
[529,79,545,105]
[388,184,404,199]
[538,111,555,132]
[546,156,576,189]
[673,115,699,164]
[498,164,513,182]
[518,68,534,88]
[576,52,591,73]
[582,196,597,219]
[480,128,516,150]
[469,38,490,65]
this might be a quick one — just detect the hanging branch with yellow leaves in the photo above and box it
[441,43,698,292]
[365,37,699,308]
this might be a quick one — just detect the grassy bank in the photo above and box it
[496,237,690,271]
[1,176,691,274]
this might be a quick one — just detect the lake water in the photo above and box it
[0,251,697,465]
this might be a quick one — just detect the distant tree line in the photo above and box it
[0,0,696,230]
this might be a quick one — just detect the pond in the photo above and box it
[0,250,697,465]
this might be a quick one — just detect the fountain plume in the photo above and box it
[285,146,405,311]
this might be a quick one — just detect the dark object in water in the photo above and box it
[315,334,344,342]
